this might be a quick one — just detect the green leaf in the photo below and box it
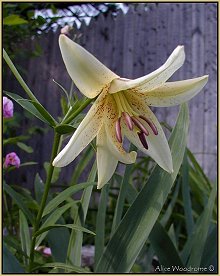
[181,151,194,235]
[33,262,89,273]
[3,183,34,224]
[3,14,28,25]
[186,183,217,267]
[125,183,138,205]
[95,103,189,272]
[187,149,212,188]
[3,236,29,258]
[34,173,45,204]
[3,135,29,145]
[67,164,97,266]
[160,178,180,227]
[55,124,75,134]
[3,242,25,273]
[34,223,95,237]
[19,210,31,259]
[149,221,183,267]
[70,145,94,184]
[35,203,74,248]
[43,181,96,217]
[30,100,57,127]
[7,162,37,172]
[47,217,70,263]
[17,142,33,153]
[4,91,49,124]
[111,146,134,235]
[201,225,217,267]
[95,184,109,269]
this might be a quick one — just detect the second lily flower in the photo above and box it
[53,34,208,189]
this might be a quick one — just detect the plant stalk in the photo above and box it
[3,49,40,104]
[62,98,93,124]
[28,132,61,272]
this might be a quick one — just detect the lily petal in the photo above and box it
[97,126,118,189]
[141,75,209,107]
[59,34,119,98]
[53,91,107,167]
[124,93,173,173]
[104,95,137,164]
[109,45,185,94]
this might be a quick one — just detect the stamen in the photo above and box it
[139,116,158,135]
[123,112,133,130]
[131,117,149,136]
[138,132,148,150]
[115,118,122,143]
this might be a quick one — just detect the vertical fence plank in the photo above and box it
[203,3,217,178]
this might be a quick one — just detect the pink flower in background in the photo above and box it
[4,152,20,168]
[42,247,52,256]
[3,96,14,118]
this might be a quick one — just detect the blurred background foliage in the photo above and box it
[3,3,132,59]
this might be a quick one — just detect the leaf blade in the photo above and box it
[43,181,96,217]
[96,103,189,272]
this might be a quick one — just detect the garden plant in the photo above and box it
[3,25,217,273]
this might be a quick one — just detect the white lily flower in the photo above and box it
[53,34,208,189]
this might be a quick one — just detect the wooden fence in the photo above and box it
[4,3,217,188]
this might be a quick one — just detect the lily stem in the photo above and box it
[28,132,61,273]
[3,190,13,235]
[3,48,40,104]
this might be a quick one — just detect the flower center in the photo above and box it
[112,92,158,150]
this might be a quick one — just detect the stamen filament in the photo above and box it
[118,93,130,114]
[139,116,158,135]
[138,132,148,149]
[131,117,149,136]
[113,93,123,117]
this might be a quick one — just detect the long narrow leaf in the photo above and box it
[30,100,57,127]
[35,203,74,248]
[19,210,31,260]
[94,184,109,269]
[34,223,95,237]
[186,183,217,267]
[33,262,89,273]
[201,224,217,267]
[160,178,180,226]
[67,163,97,266]
[3,236,28,258]
[111,146,134,235]
[149,221,183,267]
[3,243,25,273]
[4,91,49,124]
[3,183,34,224]
[43,181,96,217]
[70,146,94,185]
[96,103,189,272]
[181,151,194,235]
[47,217,70,263]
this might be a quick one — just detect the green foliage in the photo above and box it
[3,242,25,273]
[3,38,216,273]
